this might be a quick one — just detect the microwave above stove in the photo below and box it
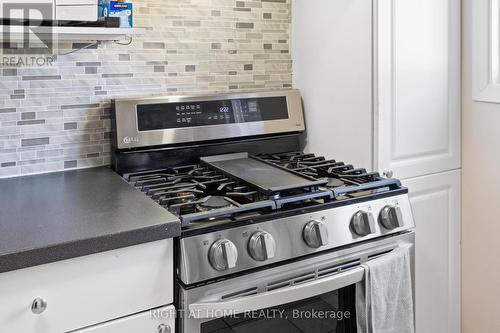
[0,0,98,22]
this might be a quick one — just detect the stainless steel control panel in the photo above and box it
[114,90,305,150]
[179,194,415,285]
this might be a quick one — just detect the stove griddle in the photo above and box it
[200,153,327,195]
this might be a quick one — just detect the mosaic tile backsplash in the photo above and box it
[0,0,292,178]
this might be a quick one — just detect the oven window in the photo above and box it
[200,285,357,333]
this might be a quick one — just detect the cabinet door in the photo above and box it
[403,170,460,333]
[74,305,175,333]
[375,0,461,179]
[292,0,373,168]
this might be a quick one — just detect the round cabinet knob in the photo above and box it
[248,231,277,261]
[350,211,376,237]
[158,324,171,333]
[303,220,329,248]
[379,205,404,230]
[383,170,394,178]
[209,239,238,271]
[31,297,47,314]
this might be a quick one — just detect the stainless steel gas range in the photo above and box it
[112,90,415,333]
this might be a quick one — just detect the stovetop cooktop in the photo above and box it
[112,90,404,231]
[124,152,401,230]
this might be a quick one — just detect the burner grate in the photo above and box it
[258,152,401,198]
[125,165,280,226]
[124,152,402,227]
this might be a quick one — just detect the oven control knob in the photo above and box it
[379,205,404,230]
[209,239,238,271]
[303,220,329,248]
[351,211,376,237]
[248,231,277,261]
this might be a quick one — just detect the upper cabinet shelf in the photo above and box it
[0,26,145,42]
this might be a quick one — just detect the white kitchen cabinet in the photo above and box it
[403,170,460,333]
[293,1,461,332]
[0,239,173,333]
[375,0,461,179]
[292,0,374,168]
[293,0,460,179]
[74,305,176,333]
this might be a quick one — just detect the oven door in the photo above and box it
[179,232,414,333]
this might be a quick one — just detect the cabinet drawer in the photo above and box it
[0,239,173,333]
[56,5,97,21]
[75,306,176,333]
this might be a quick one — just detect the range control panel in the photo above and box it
[179,194,415,285]
[136,96,289,131]
[113,89,305,150]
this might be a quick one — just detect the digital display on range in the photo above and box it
[136,96,289,131]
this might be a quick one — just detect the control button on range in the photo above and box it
[248,231,277,261]
[209,239,238,271]
[350,211,376,237]
[303,220,329,248]
[379,205,404,230]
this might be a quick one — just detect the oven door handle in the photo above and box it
[188,266,365,319]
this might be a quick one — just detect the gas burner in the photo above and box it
[197,196,233,212]
[156,188,204,207]
[325,178,346,188]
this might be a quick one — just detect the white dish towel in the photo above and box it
[356,245,415,333]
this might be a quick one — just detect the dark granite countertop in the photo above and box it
[0,167,180,273]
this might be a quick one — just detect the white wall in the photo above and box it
[462,0,500,331]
